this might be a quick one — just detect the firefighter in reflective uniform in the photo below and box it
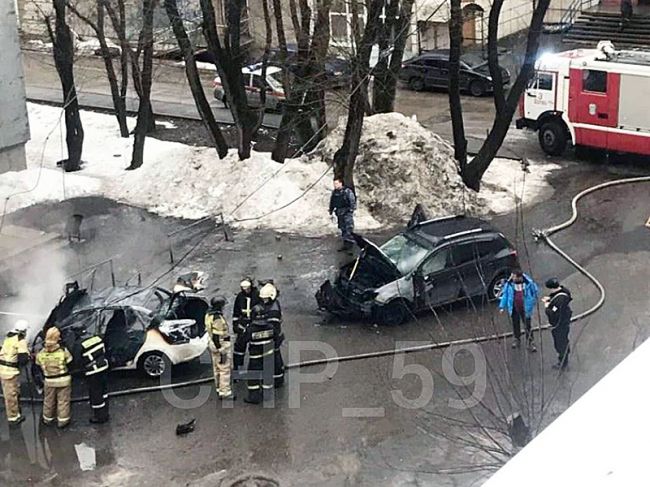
[36,327,73,428]
[0,320,30,426]
[243,305,276,404]
[259,283,285,388]
[232,279,260,371]
[81,334,110,423]
[205,296,234,400]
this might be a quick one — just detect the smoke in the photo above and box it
[0,247,70,337]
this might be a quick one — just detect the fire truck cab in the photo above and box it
[517,41,650,157]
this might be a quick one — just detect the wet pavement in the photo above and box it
[1,152,649,485]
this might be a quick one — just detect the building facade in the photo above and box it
[0,0,30,174]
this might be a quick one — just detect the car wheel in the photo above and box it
[409,77,425,91]
[138,352,171,379]
[377,300,410,326]
[469,80,486,97]
[539,121,567,156]
[488,274,508,301]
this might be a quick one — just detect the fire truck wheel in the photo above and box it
[469,80,486,97]
[539,121,567,156]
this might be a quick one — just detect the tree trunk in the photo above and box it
[487,0,506,114]
[102,0,130,125]
[460,0,552,190]
[128,0,155,169]
[67,1,129,137]
[448,0,468,170]
[333,0,383,189]
[164,0,228,158]
[48,0,84,171]
[373,0,415,113]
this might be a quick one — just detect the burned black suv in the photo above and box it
[316,215,520,325]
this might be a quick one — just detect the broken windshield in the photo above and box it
[380,234,430,275]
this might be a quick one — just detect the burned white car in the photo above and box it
[33,277,209,378]
[316,216,520,325]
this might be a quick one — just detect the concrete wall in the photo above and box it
[0,0,29,174]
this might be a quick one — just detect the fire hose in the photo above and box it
[4,175,650,404]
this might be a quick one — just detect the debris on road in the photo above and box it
[176,418,196,436]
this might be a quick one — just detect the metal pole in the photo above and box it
[109,259,116,287]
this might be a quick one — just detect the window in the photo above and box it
[451,242,478,267]
[420,248,451,275]
[252,75,267,90]
[330,0,366,45]
[380,234,430,275]
[534,72,553,90]
[583,70,607,93]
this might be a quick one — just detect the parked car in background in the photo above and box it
[213,64,286,111]
[32,276,209,379]
[399,50,511,96]
[316,215,520,325]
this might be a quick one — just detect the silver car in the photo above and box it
[213,64,286,111]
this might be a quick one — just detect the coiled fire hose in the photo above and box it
[5,175,650,404]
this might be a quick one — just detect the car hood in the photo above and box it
[353,234,402,277]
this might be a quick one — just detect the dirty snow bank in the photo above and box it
[314,112,559,221]
[1,104,557,236]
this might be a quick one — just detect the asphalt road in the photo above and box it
[1,156,649,485]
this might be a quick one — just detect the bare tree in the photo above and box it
[272,0,334,162]
[199,0,261,160]
[164,0,228,158]
[448,0,552,190]
[372,0,415,114]
[333,0,383,189]
[67,0,130,137]
[45,0,84,171]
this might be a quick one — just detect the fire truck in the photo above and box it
[516,41,650,157]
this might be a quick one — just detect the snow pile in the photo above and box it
[1,103,558,236]
[315,113,482,222]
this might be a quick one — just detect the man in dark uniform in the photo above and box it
[544,278,573,370]
[80,334,110,424]
[243,305,276,404]
[232,278,260,371]
[259,283,284,388]
[329,177,356,252]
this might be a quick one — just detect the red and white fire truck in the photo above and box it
[516,41,650,157]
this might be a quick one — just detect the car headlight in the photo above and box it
[486,76,492,81]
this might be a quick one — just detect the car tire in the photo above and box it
[377,300,410,326]
[138,352,171,379]
[488,273,508,301]
[539,120,568,156]
[409,77,425,92]
[469,80,486,97]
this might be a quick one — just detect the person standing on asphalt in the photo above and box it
[80,334,110,424]
[543,278,573,370]
[259,282,284,388]
[232,278,260,371]
[329,178,356,252]
[243,305,276,404]
[499,269,539,351]
[0,320,30,427]
[36,327,73,429]
[205,296,234,400]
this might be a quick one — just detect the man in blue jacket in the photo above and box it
[499,269,539,351]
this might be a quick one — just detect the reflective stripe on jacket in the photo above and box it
[0,334,29,379]
[36,347,73,387]
[205,313,230,352]
[81,335,109,376]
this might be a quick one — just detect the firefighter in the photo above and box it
[205,296,234,400]
[243,305,276,404]
[544,278,573,370]
[0,320,30,426]
[232,279,260,371]
[259,283,285,388]
[36,327,73,429]
[80,334,110,424]
[329,177,357,252]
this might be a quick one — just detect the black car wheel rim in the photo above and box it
[144,355,165,377]
[543,129,556,148]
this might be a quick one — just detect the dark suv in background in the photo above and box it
[316,215,520,325]
[399,50,511,96]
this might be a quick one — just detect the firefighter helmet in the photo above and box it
[209,296,227,311]
[240,279,252,290]
[45,327,61,346]
[259,283,277,301]
[13,320,28,334]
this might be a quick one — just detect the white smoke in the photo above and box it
[0,247,70,338]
